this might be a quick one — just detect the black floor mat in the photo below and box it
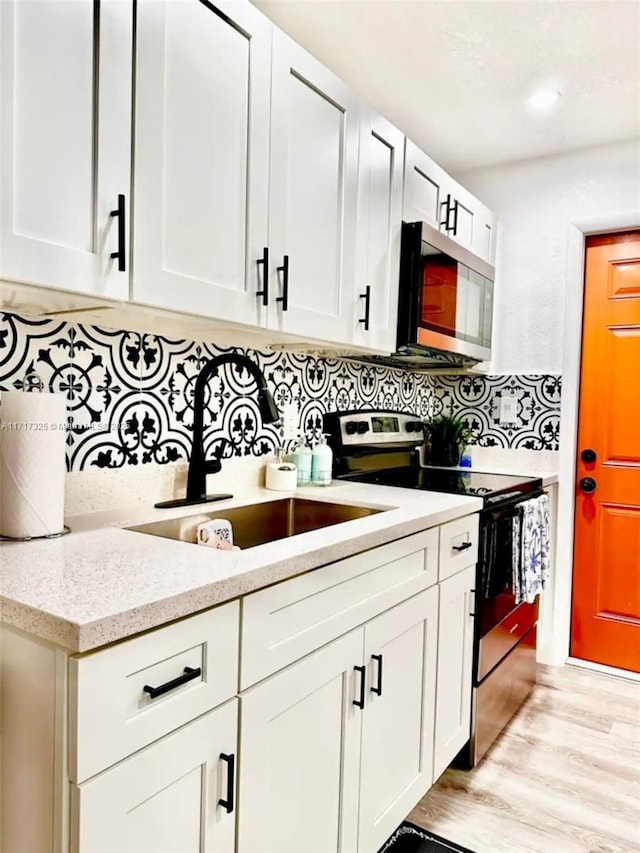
[379,821,476,853]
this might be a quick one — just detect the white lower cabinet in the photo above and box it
[433,565,476,781]
[0,514,481,853]
[238,629,363,853]
[238,587,440,853]
[358,586,439,852]
[72,698,238,853]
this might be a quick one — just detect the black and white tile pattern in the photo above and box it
[431,374,562,450]
[0,312,561,471]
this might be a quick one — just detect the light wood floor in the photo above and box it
[409,664,640,853]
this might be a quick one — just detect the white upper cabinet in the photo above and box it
[133,0,272,325]
[352,111,404,353]
[404,138,496,264]
[403,139,453,232]
[267,29,360,344]
[0,0,132,299]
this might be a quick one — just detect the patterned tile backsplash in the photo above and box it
[0,312,561,471]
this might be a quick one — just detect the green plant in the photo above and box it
[424,414,473,447]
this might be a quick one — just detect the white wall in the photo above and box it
[458,138,640,374]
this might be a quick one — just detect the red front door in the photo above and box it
[571,231,640,673]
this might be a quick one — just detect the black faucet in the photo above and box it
[155,353,280,509]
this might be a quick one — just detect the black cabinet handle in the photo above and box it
[256,246,269,306]
[439,193,452,231]
[439,194,459,235]
[359,285,371,331]
[581,448,597,464]
[451,199,459,236]
[469,588,476,618]
[276,254,289,311]
[142,666,201,700]
[371,654,383,696]
[452,541,473,552]
[109,194,126,272]
[579,476,597,494]
[218,752,235,814]
[353,665,366,709]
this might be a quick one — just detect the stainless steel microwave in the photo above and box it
[397,220,495,363]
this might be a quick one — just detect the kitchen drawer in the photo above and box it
[69,602,239,783]
[438,514,479,581]
[241,528,439,688]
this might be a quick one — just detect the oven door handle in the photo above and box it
[484,488,547,521]
[469,588,476,618]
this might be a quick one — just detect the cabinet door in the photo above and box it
[403,138,452,230]
[474,207,497,265]
[433,566,475,780]
[440,178,497,262]
[0,0,132,299]
[238,629,363,853]
[268,28,360,344]
[353,111,404,353]
[358,587,439,853]
[133,0,271,324]
[73,699,237,853]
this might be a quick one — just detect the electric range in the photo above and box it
[324,409,544,769]
[323,409,542,503]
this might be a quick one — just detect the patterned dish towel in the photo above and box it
[512,493,550,604]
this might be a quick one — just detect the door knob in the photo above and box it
[581,449,597,464]
[579,477,597,494]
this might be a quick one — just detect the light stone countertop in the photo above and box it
[0,481,482,653]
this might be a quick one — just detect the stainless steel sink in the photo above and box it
[127,498,383,550]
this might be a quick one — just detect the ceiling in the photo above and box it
[253,0,640,174]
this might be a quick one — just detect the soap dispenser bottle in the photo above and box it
[292,433,312,485]
[311,434,333,486]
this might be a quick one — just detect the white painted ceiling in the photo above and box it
[253,0,640,174]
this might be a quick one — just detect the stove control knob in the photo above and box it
[345,421,359,435]
[357,422,370,435]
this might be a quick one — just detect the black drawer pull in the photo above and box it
[371,654,383,696]
[109,193,126,272]
[256,246,269,306]
[143,666,201,700]
[452,541,473,552]
[218,752,235,814]
[469,588,476,618]
[353,665,366,709]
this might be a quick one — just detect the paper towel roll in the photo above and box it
[0,391,67,538]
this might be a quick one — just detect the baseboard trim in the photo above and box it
[566,656,640,683]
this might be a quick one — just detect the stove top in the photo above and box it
[323,409,543,506]
[343,466,542,503]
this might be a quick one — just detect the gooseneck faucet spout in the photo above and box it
[155,353,280,510]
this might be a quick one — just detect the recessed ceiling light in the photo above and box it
[527,90,562,113]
